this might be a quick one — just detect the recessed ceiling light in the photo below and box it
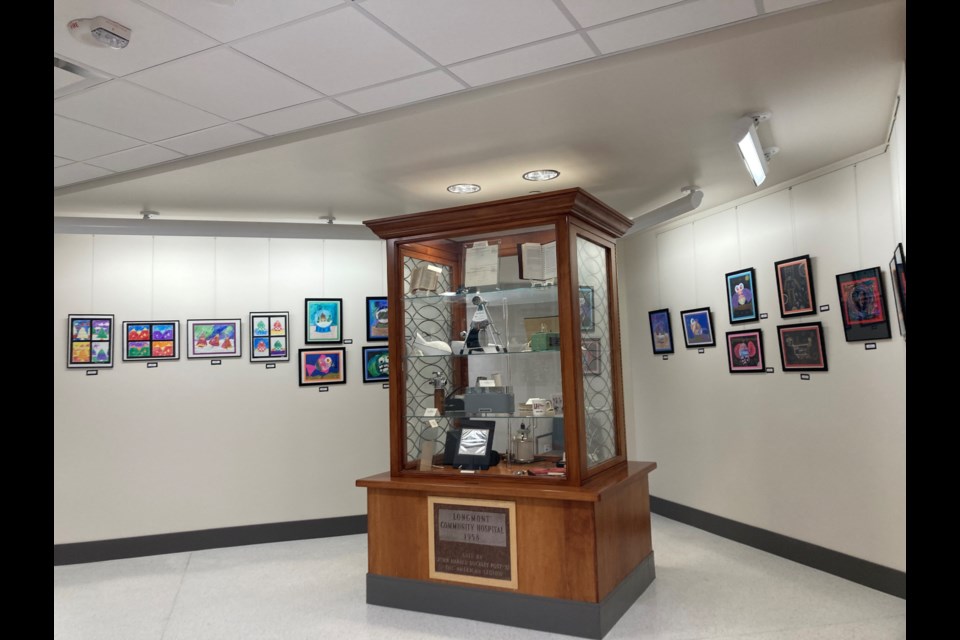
[447,183,481,194]
[522,169,560,181]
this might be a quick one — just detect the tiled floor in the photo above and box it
[53,515,906,639]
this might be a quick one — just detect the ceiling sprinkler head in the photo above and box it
[320,213,336,224]
[140,210,159,220]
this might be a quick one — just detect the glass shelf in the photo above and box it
[404,349,561,359]
[405,284,559,306]
[406,413,564,419]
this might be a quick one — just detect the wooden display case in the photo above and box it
[357,188,656,639]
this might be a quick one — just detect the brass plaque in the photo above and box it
[427,496,518,589]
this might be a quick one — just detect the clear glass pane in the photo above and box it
[577,236,617,468]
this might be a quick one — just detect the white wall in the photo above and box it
[54,234,390,543]
[618,152,906,571]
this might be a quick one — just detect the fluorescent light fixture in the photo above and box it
[732,112,778,187]
[447,183,481,194]
[523,169,559,181]
[630,186,704,232]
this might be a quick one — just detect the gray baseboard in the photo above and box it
[650,496,905,599]
[366,552,656,639]
[53,515,367,566]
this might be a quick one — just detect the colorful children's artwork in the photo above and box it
[122,321,180,361]
[299,347,347,386]
[186,319,241,358]
[68,314,115,368]
[305,298,343,343]
[774,255,816,318]
[648,309,674,354]
[366,297,388,341]
[250,312,290,362]
[835,267,892,342]
[725,268,759,324]
[679,307,716,348]
[777,322,828,371]
[362,346,389,382]
[725,329,765,373]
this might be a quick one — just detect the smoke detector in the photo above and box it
[68,17,132,49]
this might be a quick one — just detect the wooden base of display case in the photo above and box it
[356,461,657,639]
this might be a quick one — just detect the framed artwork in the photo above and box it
[122,321,180,361]
[186,319,241,358]
[774,255,816,318]
[725,329,765,373]
[777,322,828,372]
[680,307,715,348]
[725,267,759,324]
[648,309,674,354]
[362,345,390,382]
[578,286,594,332]
[582,338,601,375]
[889,243,906,337]
[249,312,290,362]
[366,297,389,342]
[835,267,891,341]
[299,347,347,386]
[305,298,343,343]
[68,314,114,368]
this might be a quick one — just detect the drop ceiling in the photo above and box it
[54,0,905,224]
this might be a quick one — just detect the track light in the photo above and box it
[732,112,779,187]
[630,186,703,232]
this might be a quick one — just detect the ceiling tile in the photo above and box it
[85,145,184,172]
[54,163,113,188]
[587,0,759,53]
[560,0,684,28]
[54,66,86,92]
[763,0,823,12]
[450,35,594,87]
[53,0,217,76]
[54,81,226,142]
[139,0,343,42]
[238,100,354,136]
[337,72,463,114]
[54,156,73,168]
[362,0,575,65]
[233,7,434,94]
[156,124,263,155]
[54,116,142,161]
[126,47,321,120]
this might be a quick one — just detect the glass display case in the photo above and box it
[367,189,630,486]
[358,189,656,639]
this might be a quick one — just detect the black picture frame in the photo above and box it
[122,320,180,361]
[578,286,594,332]
[679,307,716,348]
[777,322,828,372]
[835,267,891,342]
[186,318,242,359]
[249,312,290,362]
[362,346,389,383]
[366,296,389,342]
[889,243,906,337]
[68,314,115,368]
[304,298,343,344]
[725,329,765,373]
[298,347,347,386]
[725,267,759,324]
[648,308,674,354]
[774,255,817,318]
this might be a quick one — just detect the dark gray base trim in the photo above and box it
[366,552,655,640]
[54,515,367,566]
[650,496,905,599]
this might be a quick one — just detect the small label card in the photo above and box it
[662,355,668,360]
[800,374,811,380]
[424,408,440,417]
[211,359,221,366]
[698,348,705,354]
[865,343,877,350]
[760,313,768,320]
[344,339,353,345]
[819,305,830,312]
[382,383,390,389]
[765,367,774,373]
[479,379,496,387]
[318,386,329,392]
[86,370,98,376]
[147,362,158,369]
[266,363,276,369]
